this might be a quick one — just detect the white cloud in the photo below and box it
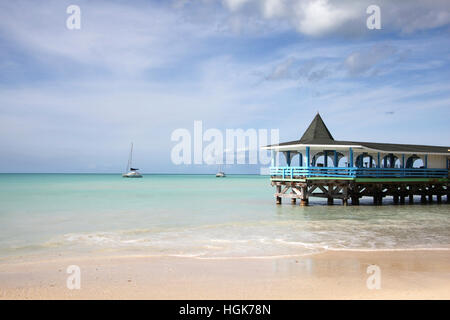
[262,0,286,18]
[223,0,251,11]
[344,44,399,76]
[265,57,296,80]
[293,0,358,36]
[220,0,450,36]
[0,0,217,76]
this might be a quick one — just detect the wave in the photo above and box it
[3,215,450,260]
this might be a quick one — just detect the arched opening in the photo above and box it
[334,152,345,167]
[406,155,424,168]
[312,152,334,167]
[290,152,303,167]
[278,152,288,166]
[338,157,349,167]
[413,158,424,168]
[355,153,376,168]
[382,154,398,168]
[312,151,345,167]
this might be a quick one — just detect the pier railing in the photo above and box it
[270,167,449,179]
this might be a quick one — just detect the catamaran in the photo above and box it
[122,143,143,178]
[216,164,226,177]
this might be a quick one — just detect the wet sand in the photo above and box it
[1,250,449,299]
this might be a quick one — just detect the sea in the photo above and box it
[0,174,449,261]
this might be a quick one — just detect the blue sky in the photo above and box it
[0,0,449,173]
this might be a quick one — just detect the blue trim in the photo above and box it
[424,155,428,168]
[286,151,291,167]
[377,153,380,168]
[270,166,448,179]
[299,153,303,166]
[306,147,310,168]
[349,148,353,167]
[324,151,328,167]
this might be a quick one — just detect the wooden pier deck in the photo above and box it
[271,175,449,206]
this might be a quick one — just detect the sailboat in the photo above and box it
[122,143,143,178]
[215,164,226,177]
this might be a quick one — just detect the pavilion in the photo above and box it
[262,114,449,206]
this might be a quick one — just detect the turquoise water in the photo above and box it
[0,174,449,260]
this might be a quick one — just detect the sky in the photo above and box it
[0,0,449,173]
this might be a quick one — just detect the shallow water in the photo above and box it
[0,174,449,260]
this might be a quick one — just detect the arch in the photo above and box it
[312,152,332,167]
[312,151,345,167]
[382,154,398,168]
[338,156,349,167]
[290,152,303,166]
[406,155,424,168]
[355,153,376,168]
[278,152,288,166]
[283,151,302,167]
[334,152,346,167]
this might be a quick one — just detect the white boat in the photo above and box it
[215,164,226,177]
[122,143,142,178]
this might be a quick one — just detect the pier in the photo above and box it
[263,114,449,206]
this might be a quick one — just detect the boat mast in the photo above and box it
[129,143,133,170]
[126,143,133,172]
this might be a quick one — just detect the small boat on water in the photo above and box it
[216,164,226,177]
[122,143,142,178]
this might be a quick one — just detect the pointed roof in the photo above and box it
[299,113,334,143]
[263,113,450,154]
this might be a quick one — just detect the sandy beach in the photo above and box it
[1,250,449,300]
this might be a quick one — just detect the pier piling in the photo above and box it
[421,195,427,203]
[291,192,297,205]
[393,195,399,204]
[270,179,448,207]
[276,185,282,205]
